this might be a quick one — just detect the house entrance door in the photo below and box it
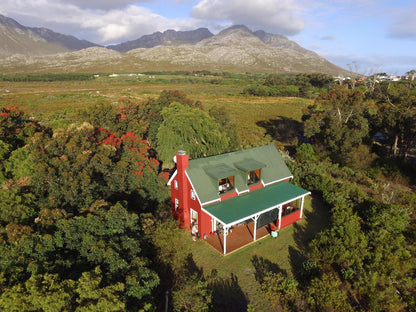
[190,209,198,226]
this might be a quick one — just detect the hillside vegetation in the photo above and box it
[0,72,415,311]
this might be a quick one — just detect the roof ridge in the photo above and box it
[189,144,275,163]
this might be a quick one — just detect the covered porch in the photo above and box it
[202,181,310,255]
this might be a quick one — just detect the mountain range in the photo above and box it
[0,14,347,75]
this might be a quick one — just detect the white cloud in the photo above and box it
[388,8,416,39]
[191,0,304,35]
[56,0,152,10]
[0,0,197,44]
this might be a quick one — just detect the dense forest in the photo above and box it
[0,74,415,311]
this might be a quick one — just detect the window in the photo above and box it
[174,180,178,190]
[247,169,261,185]
[190,189,196,200]
[219,176,234,194]
[174,198,179,211]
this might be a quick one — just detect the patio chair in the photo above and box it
[270,225,278,239]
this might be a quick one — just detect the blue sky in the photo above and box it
[1,0,415,74]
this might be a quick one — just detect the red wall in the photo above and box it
[280,209,302,229]
[249,183,263,191]
[171,151,213,236]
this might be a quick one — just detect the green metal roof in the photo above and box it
[202,181,310,226]
[204,164,239,180]
[186,145,292,204]
[234,159,266,172]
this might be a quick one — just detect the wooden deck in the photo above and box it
[204,221,275,255]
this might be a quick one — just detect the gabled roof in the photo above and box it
[186,144,292,204]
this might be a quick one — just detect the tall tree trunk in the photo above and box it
[392,134,399,157]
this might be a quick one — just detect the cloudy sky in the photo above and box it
[1,0,415,74]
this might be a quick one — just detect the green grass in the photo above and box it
[186,196,330,310]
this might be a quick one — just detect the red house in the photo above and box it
[168,145,310,254]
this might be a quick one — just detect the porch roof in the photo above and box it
[202,181,310,227]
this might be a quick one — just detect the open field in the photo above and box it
[0,73,312,147]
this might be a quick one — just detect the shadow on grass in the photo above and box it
[256,116,302,154]
[208,270,248,312]
[182,254,248,312]
[289,196,331,282]
[251,255,286,283]
[292,196,331,254]
[185,253,204,277]
[288,246,308,282]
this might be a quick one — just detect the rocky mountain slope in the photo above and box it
[0,15,347,75]
[108,28,213,52]
[0,14,98,57]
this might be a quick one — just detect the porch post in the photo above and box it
[278,205,282,229]
[300,196,305,219]
[253,215,259,241]
[223,225,229,255]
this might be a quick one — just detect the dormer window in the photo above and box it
[248,169,261,185]
[219,176,234,194]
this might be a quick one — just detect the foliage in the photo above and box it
[0,105,47,148]
[303,85,370,164]
[0,273,75,311]
[172,275,212,312]
[306,273,354,312]
[260,271,299,311]
[0,188,37,225]
[75,267,125,311]
[243,73,334,98]
[295,143,317,163]
[156,102,230,166]
[29,123,167,211]
[0,73,94,82]
[369,80,416,157]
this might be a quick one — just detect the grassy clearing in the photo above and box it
[186,196,329,311]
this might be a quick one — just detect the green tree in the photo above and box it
[75,267,125,311]
[0,188,37,225]
[371,81,416,157]
[156,102,230,166]
[303,85,369,164]
[172,275,212,312]
[306,273,354,312]
[260,271,299,311]
[29,122,167,212]
[0,273,75,311]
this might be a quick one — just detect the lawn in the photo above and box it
[186,196,330,311]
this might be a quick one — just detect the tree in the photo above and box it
[0,106,47,148]
[0,273,75,311]
[75,267,125,311]
[370,81,416,157]
[306,273,354,312]
[303,85,370,164]
[156,102,230,166]
[29,122,167,212]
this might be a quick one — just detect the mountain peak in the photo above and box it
[108,28,213,52]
